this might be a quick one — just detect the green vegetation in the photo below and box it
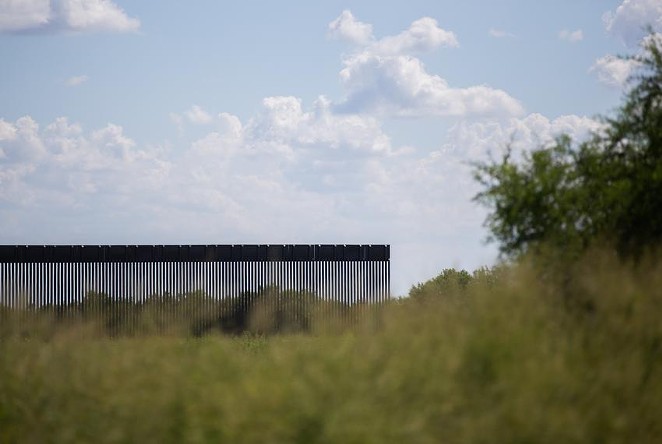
[0,252,661,443]
[0,287,353,339]
[408,267,502,301]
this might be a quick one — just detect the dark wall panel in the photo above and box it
[0,245,389,263]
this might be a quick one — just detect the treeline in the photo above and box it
[0,287,371,338]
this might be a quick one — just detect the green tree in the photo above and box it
[409,268,473,300]
[409,267,503,300]
[474,33,662,260]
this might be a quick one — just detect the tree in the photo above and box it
[409,268,473,300]
[474,33,662,260]
[409,267,502,300]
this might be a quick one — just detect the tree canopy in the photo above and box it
[474,33,662,260]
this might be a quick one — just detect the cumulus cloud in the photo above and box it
[603,0,662,47]
[171,106,238,129]
[370,17,459,55]
[0,116,166,210]
[0,0,140,34]
[558,29,584,42]
[0,97,394,220]
[243,95,391,158]
[330,11,523,118]
[0,0,51,32]
[336,52,523,117]
[0,119,17,141]
[217,112,243,141]
[184,105,213,125]
[445,113,602,160]
[7,116,48,163]
[328,10,373,45]
[590,54,640,88]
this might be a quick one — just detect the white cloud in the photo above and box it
[337,50,523,117]
[371,17,459,55]
[184,105,213,125]
[0,0,140,33]
[446,113,602,160]
[0,0,50,32]
[590,54,640,87]
[328,10,373,45]
[160,99,397,247]
[329,11,458,53]
[0,119,17,141]
[0,116,169,225]
[46,116,83,138]
[489,28,515,38]
[55,0,140,32]
[172,106,236,129]
[217,112,243,141]
[603,0,662,47]
[65,75,89,86]
[330,11,523,118]
[590,31,660,88]
[559,29,584,42]
[254,96,306,140]
[0,97,394,213]
[8,116,48,163]
[90,123,137,161]
[239,96,391,162]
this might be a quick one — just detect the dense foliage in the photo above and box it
[408,267,501,301]
[474,34,662,259]
[0,287,346,339]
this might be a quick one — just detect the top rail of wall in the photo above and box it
[0,245,390,264]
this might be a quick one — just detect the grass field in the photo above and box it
[1,251,661,443]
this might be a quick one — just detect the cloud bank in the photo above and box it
[591,55,641,88]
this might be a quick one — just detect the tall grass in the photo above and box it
[0,251,660,443]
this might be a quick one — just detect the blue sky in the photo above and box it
[1,0,661,294]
